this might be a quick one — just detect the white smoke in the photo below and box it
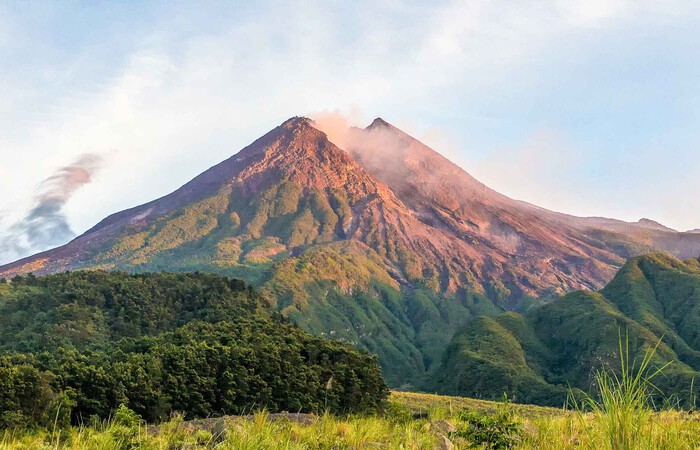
[0,154,102,264]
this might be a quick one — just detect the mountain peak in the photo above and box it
[636,218,676,232]
[367,117,391,129]
[4,114,700,303]
[281,116,314,130]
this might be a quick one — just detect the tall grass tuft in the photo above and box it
[570,330,670,450]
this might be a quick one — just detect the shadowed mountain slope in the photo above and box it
[431,253,700,406]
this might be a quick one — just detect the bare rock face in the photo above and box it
[431,419,456,434]
[346,118,700,299]
[438,434,454,450]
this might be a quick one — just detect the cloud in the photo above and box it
[0,154,102,263]
[463,131,584,207]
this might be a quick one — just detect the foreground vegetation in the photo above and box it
[2,267,699,448]
[4,324,698,449]
[1,391,697,449]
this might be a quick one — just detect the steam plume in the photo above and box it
[0,154,102,264]
[311,111,427,182]
[310,110,358,149]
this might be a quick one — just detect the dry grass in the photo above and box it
[1,392,698,449]
[390,391,566,419]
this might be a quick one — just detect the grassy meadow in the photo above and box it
[1,390,698,449]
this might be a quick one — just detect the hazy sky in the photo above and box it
[1,0,700,263]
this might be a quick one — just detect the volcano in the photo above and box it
[3,116,699,385]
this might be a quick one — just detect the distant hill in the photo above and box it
[431,253,700,406]
[2,117,700,386]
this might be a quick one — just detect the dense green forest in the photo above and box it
[431,253,700,407]
[0,271,388,428]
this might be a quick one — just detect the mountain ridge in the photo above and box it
[431,252,700,406]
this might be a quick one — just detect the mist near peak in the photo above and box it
[309,110,364,149]
[311,110,427,166]
[311,110,486,198]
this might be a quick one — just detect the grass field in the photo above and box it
[1,390,698,449]
[389,391,566,418]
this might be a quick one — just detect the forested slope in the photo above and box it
[0,271,387,428]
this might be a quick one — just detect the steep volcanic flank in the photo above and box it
[0,116,611,301]
[346,119,619,296]
[2,116,700,385]
[345,119,700,297]
[0,118,484,292]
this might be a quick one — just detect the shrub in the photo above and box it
[455,394,522,449]
[382,401,413,424]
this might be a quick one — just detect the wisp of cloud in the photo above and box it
[0,154,102,264]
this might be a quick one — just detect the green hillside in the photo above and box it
[431,253,700,407]
[0,271,388,428]
[77,178,502,387]
[7,117,700,394]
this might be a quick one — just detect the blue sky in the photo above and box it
[1,0,700,262]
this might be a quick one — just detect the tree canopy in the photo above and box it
[0,271,388,428]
